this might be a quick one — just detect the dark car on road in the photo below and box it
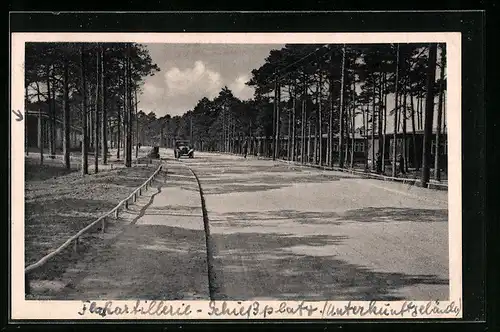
[174,140,194,159]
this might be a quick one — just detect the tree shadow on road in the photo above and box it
[273,210,343,225]
[210,231,449,301]
[210,210,343,226]
[342,207,448,223]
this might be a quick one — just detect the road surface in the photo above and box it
[42,149,449,301]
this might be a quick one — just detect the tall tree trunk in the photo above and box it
[443,90,447,134]
[63,58,70,169]
[410,93,419,170]
[46,65,55,159]
[402,82,408,173]
[434,44,446,181]
[38,106,44,165]
[274,80,281,160]
[350,79,355,168]
[122,66,127,161]
[377,74,383,165]
[338,44,346,168]
[383,73,388,173]
[313,123,318,164]
[421,43,438,187]
[108,117,113,149]
[135,86,139,159]
[80,45,89,175]
[51,75,57,155]
[307,121,312,162]
[288,86,292,160]
[301,77,307,164]
[232,120,236,154]
[317,73,323,166]
[127,44,133,166]
[418,95,423,130]
[392,44,400,177]
[117,91,121,159]
[101,45,108,165]
[291,84,296,162]
[371,75,376,170]
[89,86,93,150]
[364,107,369,170]
[328,51,335,167]
[94,49,100,173]
[272,80,277,159]
[327,81,332,166]
[124,46,131,167]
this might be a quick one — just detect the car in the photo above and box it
[174,140,194,158]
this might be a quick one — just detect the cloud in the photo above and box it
[143,82,164,98]
[229,74,254,100]
[140,61,257,117]
[164,61,223,99]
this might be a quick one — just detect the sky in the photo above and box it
[138,43,447,133]
[138,44,283,117]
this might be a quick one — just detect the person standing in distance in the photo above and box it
[243,139,248,159]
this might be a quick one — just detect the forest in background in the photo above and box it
[25,42,447,186]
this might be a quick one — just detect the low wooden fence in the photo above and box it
[217,151,448,190]
[24,164,164,295]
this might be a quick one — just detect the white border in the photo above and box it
[10,32,462,320]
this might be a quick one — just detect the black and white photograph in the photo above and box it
[10,32,462,320]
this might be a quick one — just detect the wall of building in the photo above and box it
[26,114,82,151]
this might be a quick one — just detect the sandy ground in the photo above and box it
[24,147,160,267]
[34,161,210,300]
[27,149,449,301]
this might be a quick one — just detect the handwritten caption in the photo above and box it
[77,299,462,319]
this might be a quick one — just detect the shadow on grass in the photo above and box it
[26,198,116,215]
[25,162,78,181]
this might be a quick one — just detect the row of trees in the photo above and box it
[147,43,446,186]
[25,42,160,174]
[26,42,447,186]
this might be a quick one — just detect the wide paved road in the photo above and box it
[180,150,449,301]
[54,149,449,301]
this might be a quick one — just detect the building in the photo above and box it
[231,132,367,164]
[229,128,447,171]
[364,130,448,170]
[25,104,82,152]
